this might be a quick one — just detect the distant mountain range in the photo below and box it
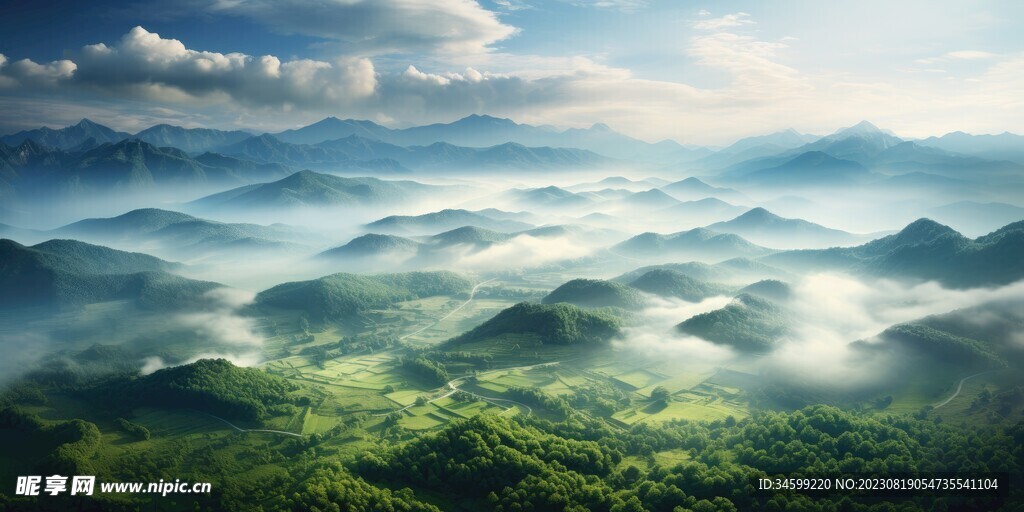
[613,258,793,286]
[918,131,1024,164]
[659,198,750,226]
[5,118,1023,206]
[219,133,611,172]
[612,227,774,262]
[317,223,616,268]
[660,177,745,202]
[134,124,253,153]
[705,207,870,249]
[709,121,1024,187]
[0,138,290,197]
[365,209,534,235]
[0,119,131,150]
[189,170,448,211]
[272,114,684,160]
[52,208,309,258]
[763,218,1024,287]
[566,176,662,193]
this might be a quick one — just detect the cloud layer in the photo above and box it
[1,5,1023,143]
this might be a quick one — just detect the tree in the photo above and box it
[651,386,671,403]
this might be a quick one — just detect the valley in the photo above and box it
[1,114,1022,512]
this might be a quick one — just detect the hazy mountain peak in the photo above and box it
[836,120,882,135]
[894,218,960,243]
[458,113,514,126]
[735,207,780,222]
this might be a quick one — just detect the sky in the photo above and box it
[0,0,1022,145]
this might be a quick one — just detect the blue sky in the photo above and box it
[1,0,1022,144]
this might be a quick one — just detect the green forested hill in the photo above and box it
[0,238,217,309]
[627,269,733,302]
[542,278,646,309]
[676,293,788,352]
[764,218,1024,287]
[99,359,299,421]
[256,271,471,321]
[447,302,621,346]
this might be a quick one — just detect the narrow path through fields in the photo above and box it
[373,361,559,417]
[197,411,305,437]
[400,278,497,341]
[932,371,996,409]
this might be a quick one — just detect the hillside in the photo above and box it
[676,293,789,352]
[0,138,290,196]
[614,258,792,286]
[722,151,870,187]
[660,198,749,225]
[190,170,440,210]
[763,218,1024,287]
[105,359,300,422]
[660,177,744,201]
[705,207,863,248]
[255,271,471,321]
[626,269,732,302]
[366,209,533,235]
[0,238,218,309]
[447,302,621,346]
[0,119,130,150]
[612,227,773,261]
[426,226,513,249]
[317,234,421,259]
[222,132,609,171]
[541,279,645,310]
[874,323,1006,369]
[134,124,251,153]
[737,279,792,302]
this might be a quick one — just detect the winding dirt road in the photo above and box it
[400,278,497,341]
[197,411,305,437]
[932,371,996,409]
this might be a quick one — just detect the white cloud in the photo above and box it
[945,50,995,60]
[0,27,379,111]
[207,0,517,54]
[1,57,76,87]
[694,12,754,31]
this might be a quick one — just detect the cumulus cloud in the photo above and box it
[207,0,517,54]
[2,11,1022,144]
[72,27,378,108]
[0,55,76,88]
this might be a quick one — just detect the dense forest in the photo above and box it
[4,357,1018,511]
